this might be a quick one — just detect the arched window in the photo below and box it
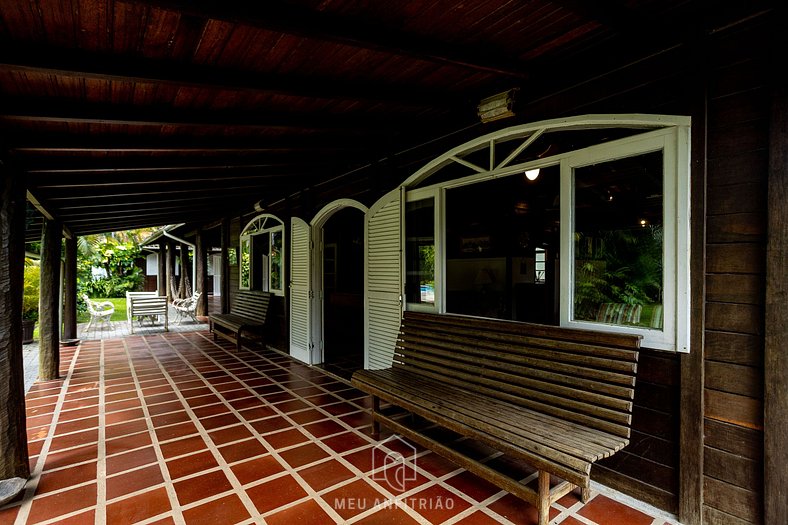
[400,115,691,352]
[239,214,284,296]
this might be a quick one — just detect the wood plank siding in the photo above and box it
[702,17,769,525]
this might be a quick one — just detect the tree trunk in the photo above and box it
[195,231,208,317]
[39,218,62,381]
[0,171,31,485]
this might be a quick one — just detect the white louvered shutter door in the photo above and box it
[289,217,312,364]
[365,188,404,370]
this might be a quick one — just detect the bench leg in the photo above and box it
[236,333,242,352]
[538,471,550,525]
[371,395,380,439]
[581,485,592,503]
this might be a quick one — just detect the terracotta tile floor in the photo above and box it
[2,331,681,525]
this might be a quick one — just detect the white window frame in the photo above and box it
[405,187,443,313]
[402,121,691,352]
[559,127,690,352]
[239,214,285,296]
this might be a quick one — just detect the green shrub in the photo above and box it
[23,265,40,321]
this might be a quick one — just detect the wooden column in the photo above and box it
[765,50,788,525]
[0,171,30,498]
[180,243,191,298]
[62,235,77,340]
[195,231,208,316]
[165,240,174,301]
[220,217,231,314]
[157,244,167,296]
[39,218,62,381]
[679,37,707,525]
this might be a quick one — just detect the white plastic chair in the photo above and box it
[81,294,115,335]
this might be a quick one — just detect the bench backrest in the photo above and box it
[128,295,168,315]
[230,291,271,324]
[394,312,641,439]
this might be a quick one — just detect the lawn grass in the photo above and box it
[77,297,128,323]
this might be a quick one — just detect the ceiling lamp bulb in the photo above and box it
[525,168,540,181]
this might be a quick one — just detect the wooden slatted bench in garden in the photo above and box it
[209,291,271,351]
[351,311,641,525]
[126,291,168,335]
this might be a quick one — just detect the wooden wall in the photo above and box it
[212,11,776,521]
[701,19,769,525]
[594,351,680,513]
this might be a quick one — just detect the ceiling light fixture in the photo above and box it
[477,89,518,123]
[525,168,540,181]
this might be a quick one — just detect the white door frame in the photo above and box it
[310,199,368,365]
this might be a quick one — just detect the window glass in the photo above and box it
[239,237,251,289]
[405,198,436,306]
[270,230,283,292]
[572,151,664,329]
[444,166,559,322]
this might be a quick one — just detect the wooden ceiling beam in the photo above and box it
[31,170,325,189]
[6,133,374,152]
[0,99,412,132]
[38,180,292,200]
[0,46,455,109]
[126,0,528,79]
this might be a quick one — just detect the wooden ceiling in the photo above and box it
[0,0,762,238]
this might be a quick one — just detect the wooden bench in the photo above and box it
[125,292,168,335]
[209,291,271,351]
[351,311,641,525]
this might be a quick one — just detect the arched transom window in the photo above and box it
[240,214,284,296]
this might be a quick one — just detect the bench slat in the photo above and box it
[396,340,635,405]
[395,345,634,414]
[363,369,626,458]
[209,291,271,350]
[354,373,591,488]
[404,311,641,352]
[351,311,641,518]
[402,323,638,374]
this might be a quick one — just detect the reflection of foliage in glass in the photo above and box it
[574,226,663,323]
[270,231,283,291]
[240,238,251,288]
[420,245,435,287]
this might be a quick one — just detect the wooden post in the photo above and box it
[165,240,174,301]
[537,470,550,525]
[180,242,191,298]
[220,217,231,314]
[679,37,708,525]
[765,49,788,525]
[62,235,77,340]
[39,218,62,381]
[157,243,167,296]
[195,230,208,316]
[0,170,30,499]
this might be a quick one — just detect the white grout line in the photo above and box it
[188,334,436,525]
[95,339,107,525]
[13,346,83,525]
[119,338,187,525]
[135,334,267,525]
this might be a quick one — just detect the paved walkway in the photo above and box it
[7,331,679,525]
[22,305,209,394]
